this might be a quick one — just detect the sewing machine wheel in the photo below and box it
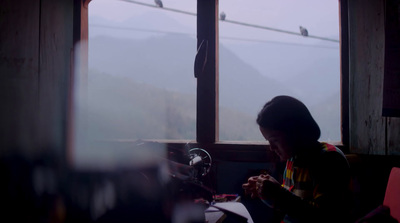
[188,148,212,177]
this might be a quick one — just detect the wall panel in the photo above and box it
[384,0,400,156]
[39,0,74,157]
[348,0,386,154]
[0,0,40,154]
[0,0,76,159]
[388,118,400,155]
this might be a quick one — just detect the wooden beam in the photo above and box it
[67,0,91,165]
[384,0,400,156]
[39,0,74,159]
[348,0,386,154]
[382,0,400,117]
[196,0,219,144]
[0,0,40,155]
[339,0,350,149]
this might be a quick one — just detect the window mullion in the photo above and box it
[196,0,219,144]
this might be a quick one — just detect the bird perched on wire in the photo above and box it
[220,12,226,21]
[155,0,163,8]
[299,26,308,37]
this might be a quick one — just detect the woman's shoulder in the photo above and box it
[320,142,344,153]
[319,142,347,159]
[317,142,350,172]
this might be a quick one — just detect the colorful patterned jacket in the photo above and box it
[273,143,351,223]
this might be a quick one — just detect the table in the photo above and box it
[205,196,243,223]
[205,209,227,223]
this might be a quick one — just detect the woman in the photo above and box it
[242,95,351,223]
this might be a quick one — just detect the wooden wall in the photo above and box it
[0,0,399,159]
[0,0,75,159]
[348,0,400,155]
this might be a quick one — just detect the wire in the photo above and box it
[90,23,339,49]
[221,20,339,43]
[90,24,192,36]
[220,36,338,49]
[118,0,196,16]
[116,0,339,43]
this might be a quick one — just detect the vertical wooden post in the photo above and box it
[0,0,40,155]
[383,0,400,155]
[382,0,400,118]
[339,0,350,148]
[39,0,74,160]
[196,0,219,144]
[67,0,91,165]
[348,0,386,154]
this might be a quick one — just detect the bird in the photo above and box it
[220,12,226,21]
[155,0,163,8]
[299,26,308,37]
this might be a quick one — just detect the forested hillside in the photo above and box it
[87,33,340,141]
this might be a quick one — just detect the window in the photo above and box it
[218,0,341,142]
[86,0,198,141]
[81,0,342,146]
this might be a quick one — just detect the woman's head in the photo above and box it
[257,95,320,160]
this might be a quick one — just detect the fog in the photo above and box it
[73,0,341,150]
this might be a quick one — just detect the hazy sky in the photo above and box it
[89,0,340,45]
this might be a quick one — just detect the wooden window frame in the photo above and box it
[73,0,349,164]
[196,0,219,144]
[193,0,349,153]
[339,0,350,150]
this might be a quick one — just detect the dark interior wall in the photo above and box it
[347,155,400,220]
[0,0,74,159]
[384,0,400,155]
[345,0,400,218]
[383,0,400,119]
[348,0,386,154]
[348,0,400,155]
[0,0,41,154]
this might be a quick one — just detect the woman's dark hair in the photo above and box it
[257,95,321,142]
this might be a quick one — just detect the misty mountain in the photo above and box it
[89,11,195,40]
[286,51,340,105]
[308,92,341,141]
[89,34,196,93]
[87,34,292,141]
[85,70,197,140]
[89,34,294,116]
[221,40,340,107]
[85,70,264,141]
[87,14,341,141]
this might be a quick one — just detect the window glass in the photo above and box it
[218,0,340,142]
[87,0,197,141]
[87,0,340,143]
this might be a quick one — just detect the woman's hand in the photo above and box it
[242,176,259,198]
[256,174,281,201]
[243,174,282,208]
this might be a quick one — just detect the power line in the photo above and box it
[118,0,196,16]
[90,23,339,49]
[221,20,339,43]
[116,0,339,43]
[90,24,191,36]
[220,36,338,49]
